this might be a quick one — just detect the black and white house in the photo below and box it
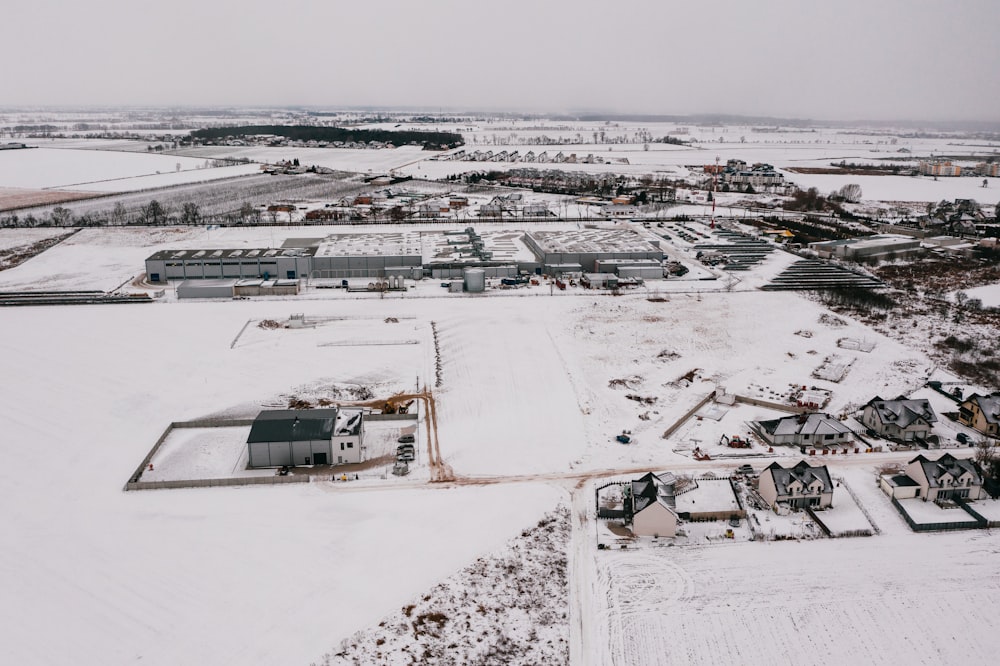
[246,408,364,468]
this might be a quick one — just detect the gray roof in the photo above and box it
[764,460,833,496]
[759,413,852,437]
[886,474,919,488]
[965,393,1000,425]
[911,453,982,488]
[247,409,339,443]
[865,395,937,427]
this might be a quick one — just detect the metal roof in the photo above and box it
[247,409,339,443]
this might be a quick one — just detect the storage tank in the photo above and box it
[464,268,486,293]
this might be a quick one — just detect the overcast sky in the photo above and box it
[4,0,999,122]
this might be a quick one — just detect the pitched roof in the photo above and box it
[247,409,339,443]
[865,395,937,427]
[631,472,675,514]
[758,413,852,437]
[764,460,833,496]
[910,453,982,488]
[964,393,1000,425]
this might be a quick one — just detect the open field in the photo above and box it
[2,112,1000,665]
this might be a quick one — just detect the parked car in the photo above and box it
[398,433,415,444]
[736,464,755,476]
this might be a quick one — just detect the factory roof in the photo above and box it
[147,247,315,261]
[527,228,662,254]
[315,232,423,257]
[247,409,339,443]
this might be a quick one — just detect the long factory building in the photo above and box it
[144,227,664,283]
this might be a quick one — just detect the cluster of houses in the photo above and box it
[436,148,630,166]
[918,160,1000,179]
[750,391,999,451]
[705,159,788,192]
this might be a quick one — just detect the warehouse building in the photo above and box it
[145,247,314,283]
[524,228,663,275]
[247,408,364,468]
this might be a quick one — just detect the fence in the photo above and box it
[125,418,257,490]
[661,391,716,440]
[364,413,419,422]
[125,475,309,491]
[835,476,881,535]
[889,495,986,532]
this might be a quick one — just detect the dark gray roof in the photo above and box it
[764,460,833,495]
[964,393,1000,425]
[247,409,338,443]
[758,413,852,437]
[865,395,937,428]
[887,474,919,487]
[910,453,982,488]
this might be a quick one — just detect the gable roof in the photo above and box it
[758,413,852,437]
[631,472,677,514]
[764,460,833,496]
[909,453,982,488]
[865,395,937,428]
[963,393,1000,425]
[247,409,338,443]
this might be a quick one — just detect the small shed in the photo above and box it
[177,279,236,299]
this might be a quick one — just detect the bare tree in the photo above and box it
[838,183,863,203]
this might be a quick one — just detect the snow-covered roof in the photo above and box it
[963,393,1000,425]
[910,453,982,488]
[865,395,937,427]
[764,460,833,496]
[758,413,852,437]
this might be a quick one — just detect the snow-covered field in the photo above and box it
[590,528,999,666]
[0,145,258,192]
[2,116,1000,664]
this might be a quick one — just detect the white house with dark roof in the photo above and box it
[861,395,937,442]
[903,453,983,501]
[958,392,1000,437]
[626,472,678,537]
[755,413,852,448]
[247,408,363,468]
[758,461,834,510]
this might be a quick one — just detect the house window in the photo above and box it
[340,442,345,451]
[825,434,834,441]
[347,442,353,448]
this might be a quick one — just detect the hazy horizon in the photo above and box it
[5,0,1000,123]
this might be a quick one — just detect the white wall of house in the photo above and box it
[758,473,778,508]
[333,434,362,465]
[632,501,677,537]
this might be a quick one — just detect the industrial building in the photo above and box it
[809,235,923,261]
[246,408,364,468]
[145,247,314,283]
[146,226,666,285]
[524,228,663,275]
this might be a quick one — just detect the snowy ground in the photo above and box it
[0,145,256,191]
[2,116,1000,665]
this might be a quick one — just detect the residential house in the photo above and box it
[861,395,937,442]
[758,460,834,510]
[958,393,1000,436]
[755,413,853,448]
[626,472,678,537]
[897,453,984,501]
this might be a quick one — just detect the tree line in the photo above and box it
[190,125,464,150]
